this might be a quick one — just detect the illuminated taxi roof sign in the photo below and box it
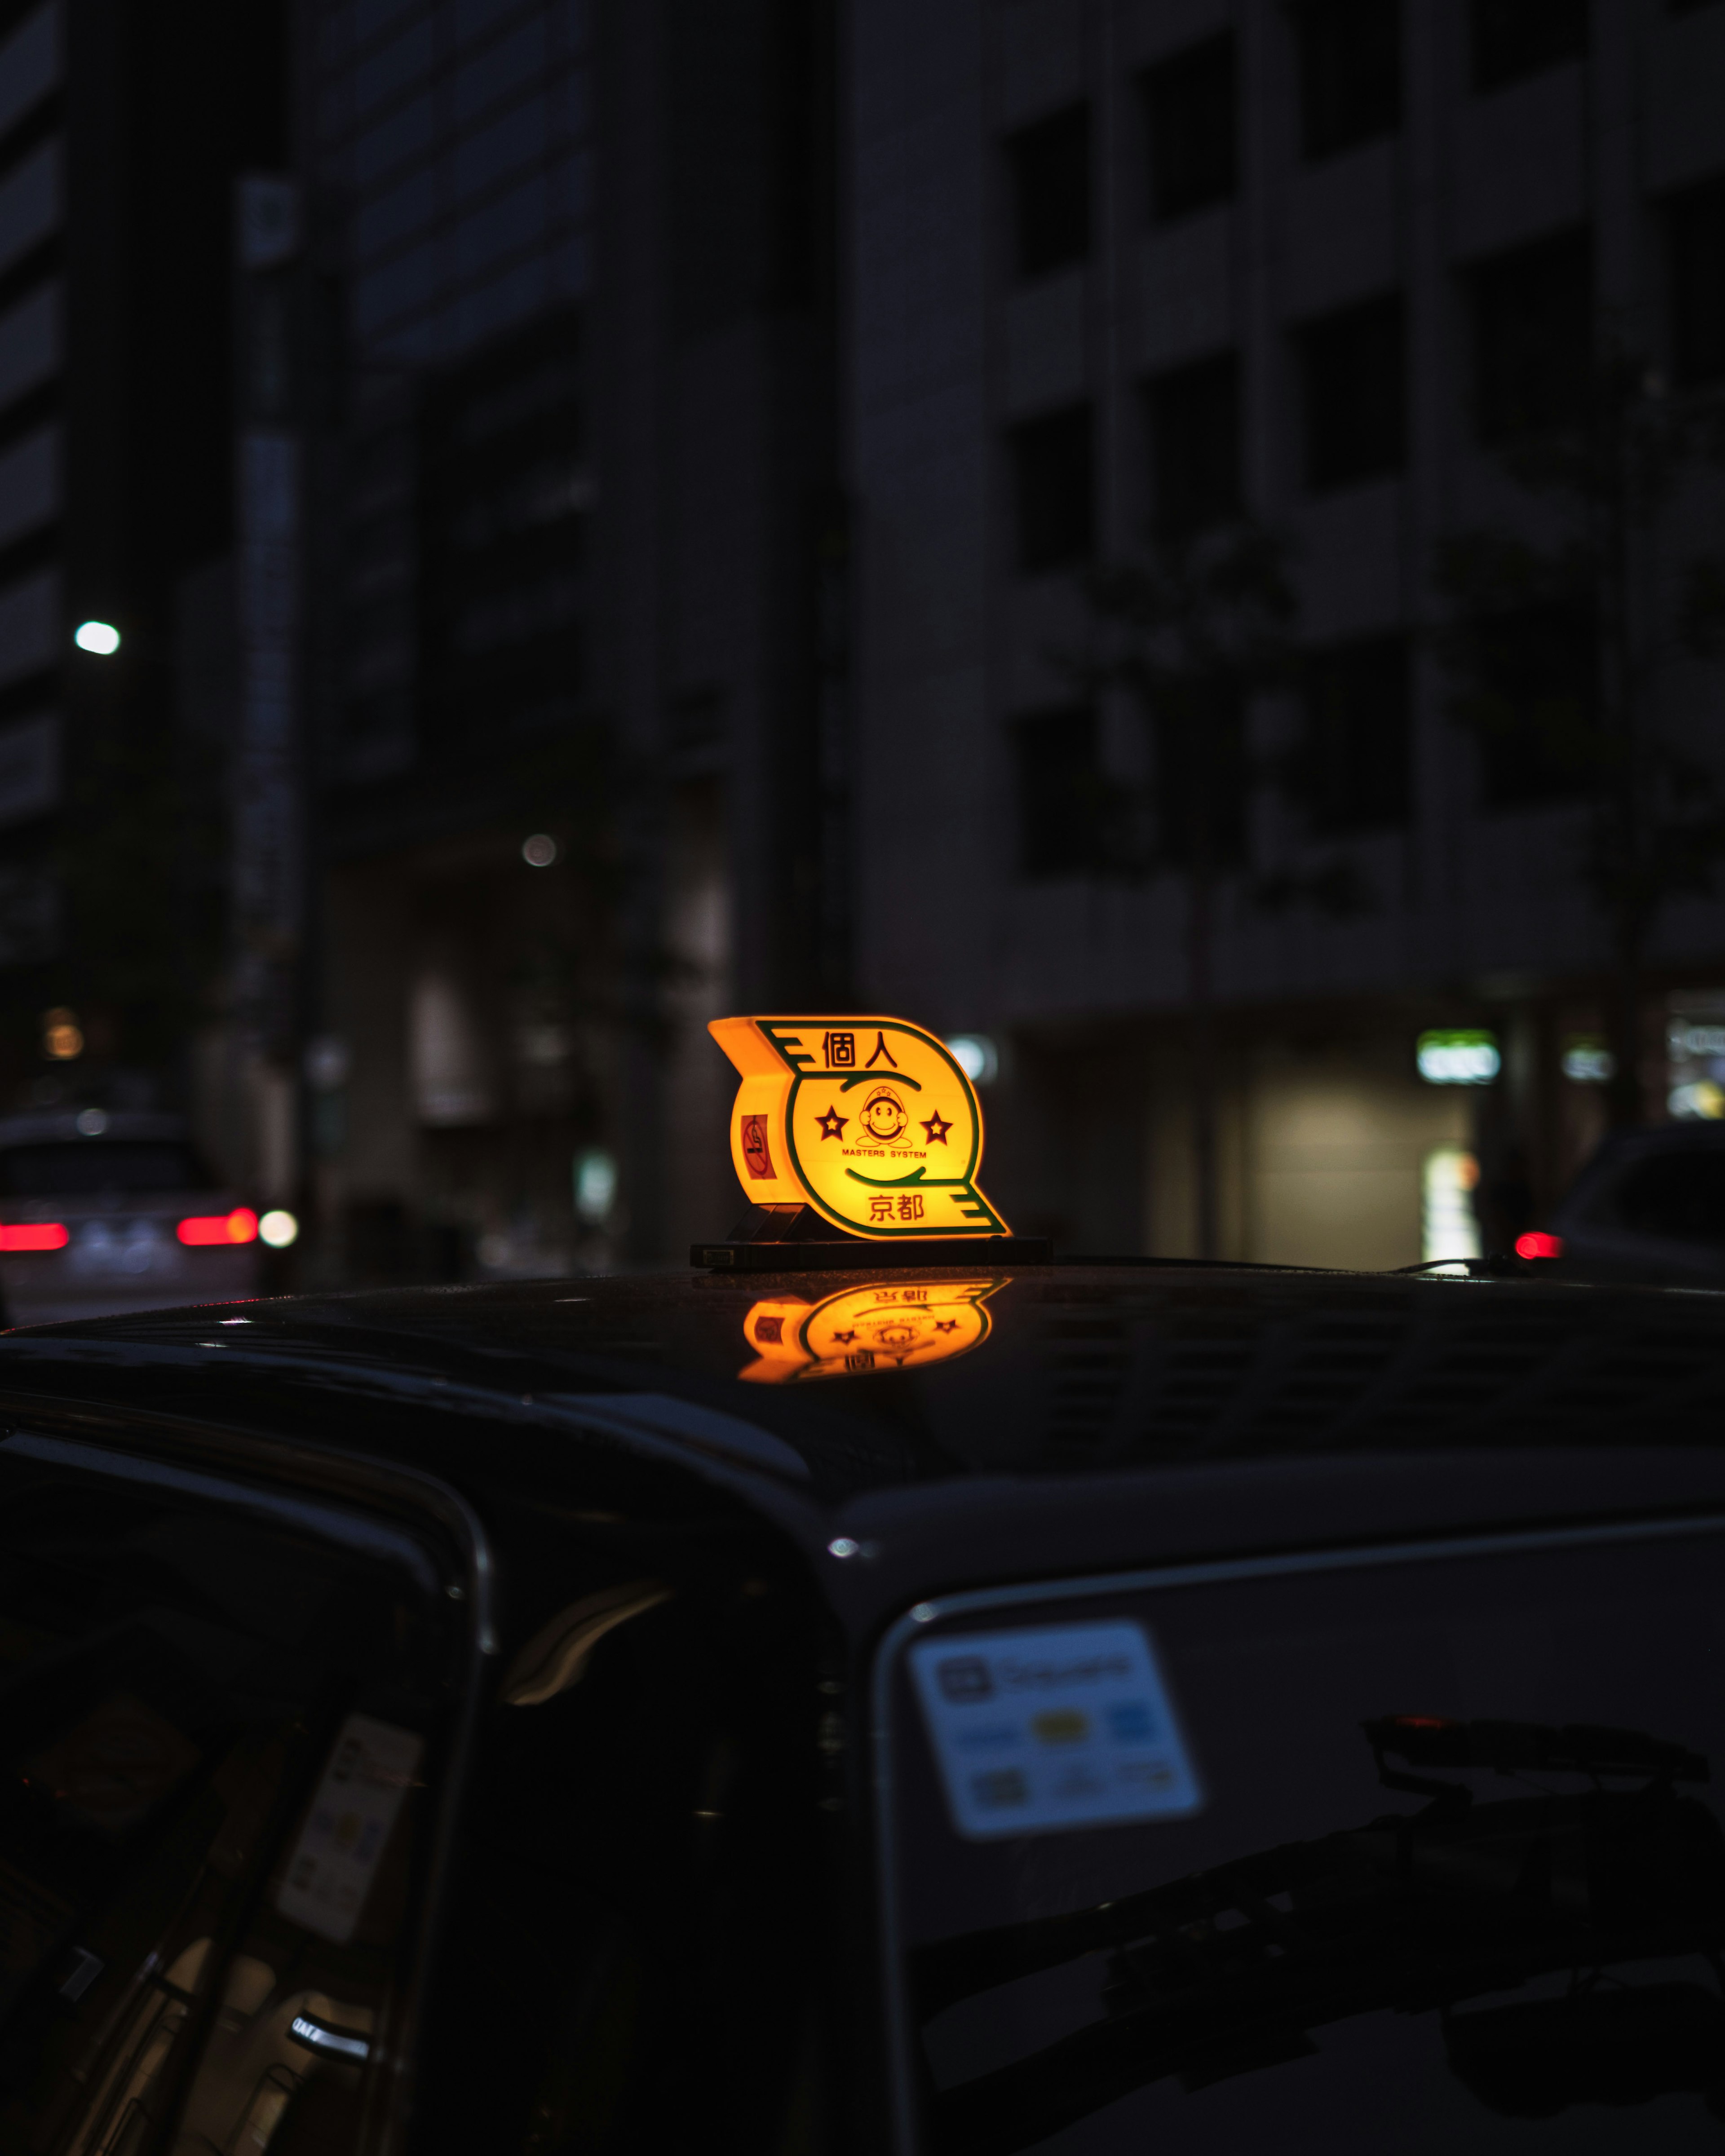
[709,1015,1009,1241]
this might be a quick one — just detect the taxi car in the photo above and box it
[3,1016,1725,2153]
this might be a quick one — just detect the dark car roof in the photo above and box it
[5,1264,1725,1632]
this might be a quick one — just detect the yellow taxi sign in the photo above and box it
[739,1277,1004,1383]
[708,1014,1009,1239]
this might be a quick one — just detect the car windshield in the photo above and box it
[885,1524,1725,2152]
[0,1142,208,1196]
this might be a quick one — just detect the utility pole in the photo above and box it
[231,174,305,1211]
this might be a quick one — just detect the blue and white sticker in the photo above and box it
[908,1619,1203,1839]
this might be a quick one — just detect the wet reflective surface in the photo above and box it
[887,1525,1725,2152]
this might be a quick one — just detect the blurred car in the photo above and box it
[1540,1120,1725,1284]
[0,1106,264,1324]
[2,1258,1725,2150]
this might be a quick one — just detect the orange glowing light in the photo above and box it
[177,1208,259,1247]
[708,1014,1008,1239]
[740,1277,1007,1384]
[42,1006,82,1060]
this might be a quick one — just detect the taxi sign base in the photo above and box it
[692,1204,1050,1271]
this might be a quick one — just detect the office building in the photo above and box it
[0,0,284,1108]
[846,0,1725,1262]
[296,0,839,1277]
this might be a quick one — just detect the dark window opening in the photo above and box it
[1464,599,1596,810]
[1299,294,1406,491]
[1469,0,1588,91]
[1302,633,1412,832]
[419,309,586,760]
[1141,32,1237,222]
[1469,228,1592,443]
[1155,682,1248,867]
[1290,0,1402,161]
[1146,352,1240,540]
[1008,404,1094,572]
[1668,178,1725,388]
[1016,705,1106,878]
[1005,104,1090,280]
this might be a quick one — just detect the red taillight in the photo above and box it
[0,1222,67,1251]
[1514,1231,1564,1260]
[177,1208,259,1247]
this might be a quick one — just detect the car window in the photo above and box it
[0,1431,461,2156]
[1605,1150,1725,1246]
[0,1143,210,1197]
[413,1536,829,2152]
[885,1525,1725,2152]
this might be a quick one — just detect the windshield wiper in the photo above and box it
[910,1719,1725,2156]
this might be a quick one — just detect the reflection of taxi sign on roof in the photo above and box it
[740,1277,1005,1383]
[708,1015,1009,1241]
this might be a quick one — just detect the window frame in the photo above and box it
[1006,402,1096,574]
[0,1406,492,2154]
[1144,349,1242,541]
[1300,630,1414,835]
[1140,31,1238,224]
[1468,0,1589,93]
[1296,291,1407,493]
[1465,225,1594,447]
[1012,702,1108,880]
[1288,0,1403,163]
[1003,102,1092,283]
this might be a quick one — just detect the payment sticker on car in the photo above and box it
[908,1619,1202,1838]
[276,1713,423,1944]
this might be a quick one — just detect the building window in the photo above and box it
[1469,0,1588,89]
[1154,684,1247,865]
[1290,0,1402,162]
[1465,601,1595,810]
[1298,294,1405,491]
[1141,32,1236,222]
[1005,104,1090,280]
[1468,228,1592,444]
[1145,351,1240,539]
[1302,633,1411,832]
[1668,177,1725,387]
[1008,403,1093,572]
[419,309,586,750]
[1015,705,1105,877]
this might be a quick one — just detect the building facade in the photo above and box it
[291,0,840,1279]
[0,0,284,1114]
[846,0,1725,1264]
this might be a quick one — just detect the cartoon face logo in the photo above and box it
[859,1085,909,1144]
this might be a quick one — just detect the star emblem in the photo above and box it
[920,1110,952,1145]
[934,1318,959,1333]
[816,1106,847,1140]
[832,1329,856,1344]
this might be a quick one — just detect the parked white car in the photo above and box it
[0,1109,264,1326]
